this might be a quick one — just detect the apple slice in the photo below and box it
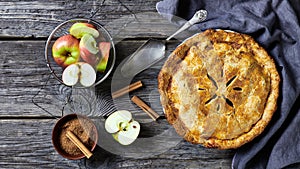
[62,63,80,86]
[80,34,99,66]
[70,22,96,30]
[70,22,99,39]
[105,110,132,133]
[105,110,140,145]
[79,62,97,87]
[62,62,96,87]
[112,121,140,146]
[96,42,111,72]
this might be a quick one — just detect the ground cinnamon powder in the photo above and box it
[58,117,95,156]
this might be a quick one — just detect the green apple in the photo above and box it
[96,42,111,72]
[80,34,100,66]
[69,22,99,39]
[62,62,96,87]
[52,34,80,68]
[105,110,140,145]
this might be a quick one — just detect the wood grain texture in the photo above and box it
[0,40,179,117]
[0,0,177,38]
[0,119,81,168]
[0,40,66,117]
[0,119,234,169]
[0,0,236,168]
[0,39,235,169]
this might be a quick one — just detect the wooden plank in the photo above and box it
[0,40,181,117]
[0,40,65,117]
[0,0,198,40]
[0,119,234,169]
[0,119,80,168]
[0,0,170,38]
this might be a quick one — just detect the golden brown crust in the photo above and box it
[158,29,280,149]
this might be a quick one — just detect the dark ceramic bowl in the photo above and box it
[52,114,98,160]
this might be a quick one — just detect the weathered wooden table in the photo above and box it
[0,1,235,168]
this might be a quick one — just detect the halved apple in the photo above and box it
[80,34,100,66]
[70,22,99,39]
[105,110,140,145]
[79,62,97,87]
[62,62,96,87]
[62,63,80,86]
[105,110,132,133]
[112,121,140,146]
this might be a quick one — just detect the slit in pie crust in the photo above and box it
[158,29,280,149]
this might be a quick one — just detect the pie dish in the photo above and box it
[158,29,280,149]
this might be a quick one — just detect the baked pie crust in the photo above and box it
[158,29,280,149]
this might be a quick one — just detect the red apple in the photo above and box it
[97,42,111,72]
[79,34,100,66]
[69,22,99,39]
[52,34,80,68]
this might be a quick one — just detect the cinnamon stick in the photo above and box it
[131,95,160,121]
[112,81,143,99]
[66,130,93,159]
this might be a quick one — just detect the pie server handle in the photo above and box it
[166,9,207,41]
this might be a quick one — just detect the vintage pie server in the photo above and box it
[120,10,207,77]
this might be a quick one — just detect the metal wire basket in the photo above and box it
[45,18,116,87]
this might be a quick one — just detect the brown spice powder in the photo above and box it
[58,118,95,156]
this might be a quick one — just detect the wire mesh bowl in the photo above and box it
[45,18,116,87]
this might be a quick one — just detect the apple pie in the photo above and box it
[158,29,280,149]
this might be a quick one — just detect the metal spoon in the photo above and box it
[120,10,207,77]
